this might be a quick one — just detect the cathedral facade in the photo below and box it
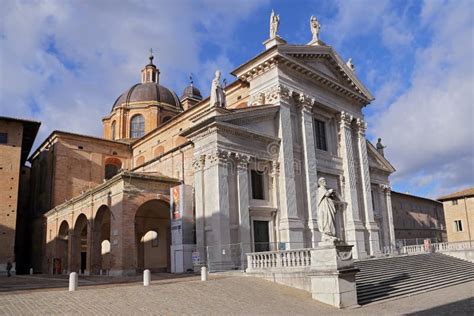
[32,20,396,276]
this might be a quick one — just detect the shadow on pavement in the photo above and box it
[406,297,474,315]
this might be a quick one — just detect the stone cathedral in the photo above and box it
[29,14,396,276]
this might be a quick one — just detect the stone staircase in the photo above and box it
[354,253,474,305]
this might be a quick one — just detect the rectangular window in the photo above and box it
[251,170,265,200]
[454,220,463,232]
[0,133,7,144]
[452,199,458,205]
[314,119,327,151]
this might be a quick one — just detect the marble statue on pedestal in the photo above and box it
[270,10,280,38]
[317,177,340,242]
[210,70,226,108]
[310,15,321,42]
[346,58,355,72]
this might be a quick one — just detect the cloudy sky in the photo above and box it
[1,0,473,198]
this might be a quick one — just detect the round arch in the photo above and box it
[134,199,171,272]
[92,205,112,274]
[72,214,89,274]
[56,220,69,274]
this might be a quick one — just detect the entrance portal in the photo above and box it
[253,221,270,252]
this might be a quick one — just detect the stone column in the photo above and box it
[338,112,367,258]
[236,153,252,254]
[192,155,206,258]
[356,119,380,256]
[381,185,396,250]
[299,96,320,247]
[276,85,303,249]
[204,149,231,268]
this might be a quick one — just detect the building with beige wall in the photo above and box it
[391,191,446,245]
[438,188,474,242]
[27,18,401,276]
[0,116,40,274]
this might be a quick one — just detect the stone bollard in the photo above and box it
[69,272,78,291]
[201,266,208,281]
[29,268,33,275]
[143,269,150,286]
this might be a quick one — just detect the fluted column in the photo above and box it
[338,112,367,258]
[381,185,396,249]
[236,153,251,254]
[356,118,380,256]
[192,155,206,255]
[299,96,320,247]
[276,85,303,248]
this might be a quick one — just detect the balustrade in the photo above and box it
[247,248,312,271]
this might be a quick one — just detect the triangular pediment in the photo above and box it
[367,141,396,173]
[304,61,341,81]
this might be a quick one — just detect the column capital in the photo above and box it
[235,153,251,169]
[356,118,367,136]
[379,184,391,194]
[266,84,292,104]
[297,93,314,112]
[270,161,280,176]
[338,111,353,129]
[192,155,206,171]
[206,149,229,167]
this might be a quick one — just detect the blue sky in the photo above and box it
[1,0,473,198]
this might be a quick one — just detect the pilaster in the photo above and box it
[356,118,380,256]
[192,155,206,255]
[338,112,367,258]
[236,153,252,254]
[276,86,303,248]
[381,184,396,250]
[299,96,320,247]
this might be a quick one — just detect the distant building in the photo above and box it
[438,188,474,242]
[391,191,446,244]
[0,116,40,274]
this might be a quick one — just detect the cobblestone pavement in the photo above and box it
[0,275,472,315]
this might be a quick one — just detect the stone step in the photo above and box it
[356,268,474,294]
[355,263,474,283]
[355,253,474,305]
[357,275,474,305]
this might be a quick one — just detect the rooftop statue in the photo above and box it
[346,58,356,72]
[317,177,340,242]
[310,15,321,42]
[269,10,280,38]
[210,70,226,108]
[376,138,386,156]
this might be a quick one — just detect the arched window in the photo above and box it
[104,157,122,180]
[162,116,172,124]
[111,121,116,140]
[130,114,145,138]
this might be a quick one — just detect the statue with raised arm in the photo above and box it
[317,177,339,242]
[270,10,280,38]
[376,138,386,156]
[346,58,356,72]
[210,70,226,108]
[310,15,321,42]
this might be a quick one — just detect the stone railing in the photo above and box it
[247,248,312,271]
[403,240,473,255]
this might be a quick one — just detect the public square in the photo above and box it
[0,274,473,315]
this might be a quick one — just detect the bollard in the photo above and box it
[143,269,150,286]
[29,268,33,275]
[69,272,78,291]
[201,266,208,281]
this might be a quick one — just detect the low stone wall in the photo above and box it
[443,249,474,263]
[246,268,312,292]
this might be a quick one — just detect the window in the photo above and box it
[130,114,145,138]
[452,199,458,205]
[251,170,265,200]
[314,119,327,151]
[111,121,116,140]
[0,133,7,144]
[162,116,172,123]
[105,164,119,180]
[454,220,463,232]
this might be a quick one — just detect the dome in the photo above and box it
[181,84,202,101]
[112,82,182,110]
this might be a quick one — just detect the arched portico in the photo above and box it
[71,214,89,274]
[134,199,171,272]
[55,221,69,274]
[92,205,112,275]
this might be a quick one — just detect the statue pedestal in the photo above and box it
[263,36,287,50]
[309,243,359,308]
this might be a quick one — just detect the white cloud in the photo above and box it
[371,0,474,195]
[0,0,267,147]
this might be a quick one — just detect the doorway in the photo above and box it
[253,220,270,252]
